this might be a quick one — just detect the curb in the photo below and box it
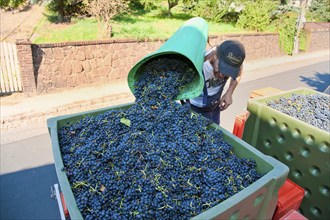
[1,93,135,130]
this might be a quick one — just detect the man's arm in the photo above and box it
[219,68,243,111]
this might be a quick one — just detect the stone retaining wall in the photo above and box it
[18,33,282,96]
[303,22,330,52]
[30,39,164,95]
[208,33,284,60]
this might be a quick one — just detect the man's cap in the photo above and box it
[217,40,245,80]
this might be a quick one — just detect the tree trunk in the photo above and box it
[293,0,307,54]
[167,0,179,16]
[57,0,66,22]
[102,22,112,38]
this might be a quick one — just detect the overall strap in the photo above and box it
[202,70,208,106]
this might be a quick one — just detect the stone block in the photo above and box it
[82,61,91,72]
[76,50,86,61]
[89,59,98,69]
[53,49,64,60]
[85,47,94,59]
[60,62,72,75]
[54,76,67,88]
[77,73,88,84]
[67,75,77,87]
[72,61,83,73]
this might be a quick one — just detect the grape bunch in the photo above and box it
[59,57,263,220]
[266,93,330,132]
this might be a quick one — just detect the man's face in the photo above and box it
[213,56,227,79]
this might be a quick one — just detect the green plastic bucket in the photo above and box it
[127,17,208,100]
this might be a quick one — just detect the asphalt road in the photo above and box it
[0,61,329,220]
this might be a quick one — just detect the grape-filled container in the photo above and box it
[242,87,330,220]
[128,17,208,101]
[47,103,289,220]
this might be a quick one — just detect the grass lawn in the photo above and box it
[32,4,258,44]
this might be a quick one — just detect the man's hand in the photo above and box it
[219,92,233,111]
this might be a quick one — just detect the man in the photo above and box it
[189,40,246,124]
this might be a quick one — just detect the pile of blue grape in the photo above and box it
[266,93,330,132]
[59,57,263,219]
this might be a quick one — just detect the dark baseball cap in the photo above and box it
[217,40,245,80]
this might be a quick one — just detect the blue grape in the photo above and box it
[58,57,263,219]
[266,93,330,132]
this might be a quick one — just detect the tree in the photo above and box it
[189,0,230,22]
[140,0,179,16]
[293,0,307,54]
[47,0,88,22]
[236,0,278,31]
[139,0,157,10]
[306,0,330,22]
[0,0,28,11]
[183,0,246,23]
[56,0,66,21]
[89,0,129,38]
[167,0,179,15]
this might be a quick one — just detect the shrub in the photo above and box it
[189,0,244,23]
[270,3,299,21]
[305,0,330,22]
[269,3,301,55]
[236,0,277,32]
[299,29,310,52]
[191,0,226,22]
[139,0,158,10]
[89,0,129,38]
[0,0,10,9]
[0,0,27,11]
[46,0,89,22]
[273,11,299,55]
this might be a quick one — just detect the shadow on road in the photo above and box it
[300,72,330,92]
[0,164,61,219]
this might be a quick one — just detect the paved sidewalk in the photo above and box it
[1,80,135,128]
[241,49,330,83]
[0,50,329,143]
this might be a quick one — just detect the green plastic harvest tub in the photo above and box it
[47,103,289,220]
[128,17,208,101]
[242,87,330,220]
